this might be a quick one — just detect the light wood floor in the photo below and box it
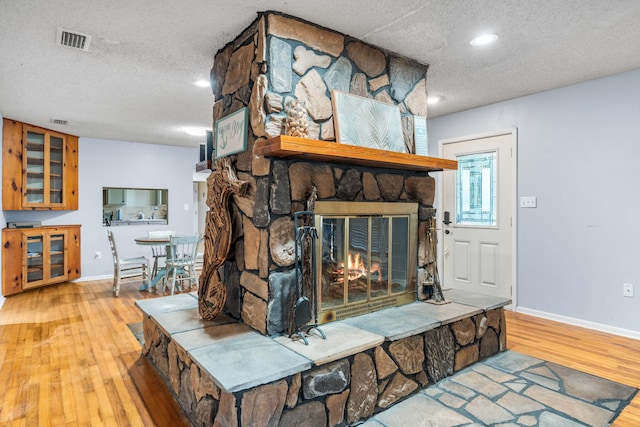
[0,279,191,427]
[506,310,640,426]
[1,279,639,426]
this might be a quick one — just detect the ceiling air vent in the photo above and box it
[57,28,91,51]
[50,119,68,126]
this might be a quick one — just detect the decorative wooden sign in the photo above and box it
[331,90,405,153]
[215,108,248,158]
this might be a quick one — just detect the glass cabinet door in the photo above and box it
[25,234,45,288]
[23,126,65,208]
[22,230,68,289]
[24,130,46,205]
[49,233,66,279]
[49,135,64,204]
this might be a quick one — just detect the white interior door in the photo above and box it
[441,132,515,300]
[193,183,200,236]
[197,181,208,236]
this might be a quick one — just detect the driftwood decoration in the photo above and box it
[198,158,248,320]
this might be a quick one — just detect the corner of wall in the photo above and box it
[0,112,4,294]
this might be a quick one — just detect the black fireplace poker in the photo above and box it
[291,210,326,345]
[424,216,448,305]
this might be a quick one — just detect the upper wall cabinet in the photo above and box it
[2,118,79,210]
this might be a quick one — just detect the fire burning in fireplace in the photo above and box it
[335,252,383,282]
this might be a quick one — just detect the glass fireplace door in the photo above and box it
[315,202,417,323]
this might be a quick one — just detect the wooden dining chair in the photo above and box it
[107,230,149,296]
[164,235,200,295]
[147,230,174,283]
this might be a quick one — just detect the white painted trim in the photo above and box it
[436,128,518,306]
[193,170,210,182]
[516,306,640,341]
[438,128,516,145]
[75,274,151,284]
[74,274,113,282]
[510,128,518,307]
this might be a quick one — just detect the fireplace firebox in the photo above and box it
[314,201,418,323]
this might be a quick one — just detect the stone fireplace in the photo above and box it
[134,12,510,427]
[212,11,448,336]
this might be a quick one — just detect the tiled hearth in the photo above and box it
[136,290,510,426]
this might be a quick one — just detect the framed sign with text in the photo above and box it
[215,107,248,159]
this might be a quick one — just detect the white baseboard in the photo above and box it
[73,274,150,284]
[516,306,640,341]
[73,274,113,283]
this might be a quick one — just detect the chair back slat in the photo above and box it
[107,230,119,266]
[148,230,175,238]
[164,234,201,295]
[168,235,200,263]
[107,229,149,296]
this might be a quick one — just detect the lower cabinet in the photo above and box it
[2,225,81,296]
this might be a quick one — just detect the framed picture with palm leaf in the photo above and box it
[331,90,406,153]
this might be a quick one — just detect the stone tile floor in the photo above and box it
[127,321,144,345]
[361,350,637,427]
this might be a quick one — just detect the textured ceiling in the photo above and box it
[0,0,639,148]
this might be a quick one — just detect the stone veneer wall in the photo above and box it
[211,11,435,336]
[143,307,506,426]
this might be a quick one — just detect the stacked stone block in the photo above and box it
[142,307,507,426]
[210,11,436,336]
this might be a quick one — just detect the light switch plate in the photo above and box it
[520,196,537,208]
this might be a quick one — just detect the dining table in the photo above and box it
[134,236,172,291]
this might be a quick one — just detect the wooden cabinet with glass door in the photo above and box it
[2,118,79,210]
[2,225,81,296]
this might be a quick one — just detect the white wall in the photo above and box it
[428,68,640,336]
[2,136,199,279]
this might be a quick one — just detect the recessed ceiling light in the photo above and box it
[427,96,442,105]
[194,79,211,88]
[470,33,499,46]
[183,126,208,137]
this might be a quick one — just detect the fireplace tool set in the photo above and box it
[423,216,448,304]
[291,210,326,345]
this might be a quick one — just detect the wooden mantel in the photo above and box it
[255,135,458,172]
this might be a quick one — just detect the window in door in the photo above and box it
[455,151,497,227]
